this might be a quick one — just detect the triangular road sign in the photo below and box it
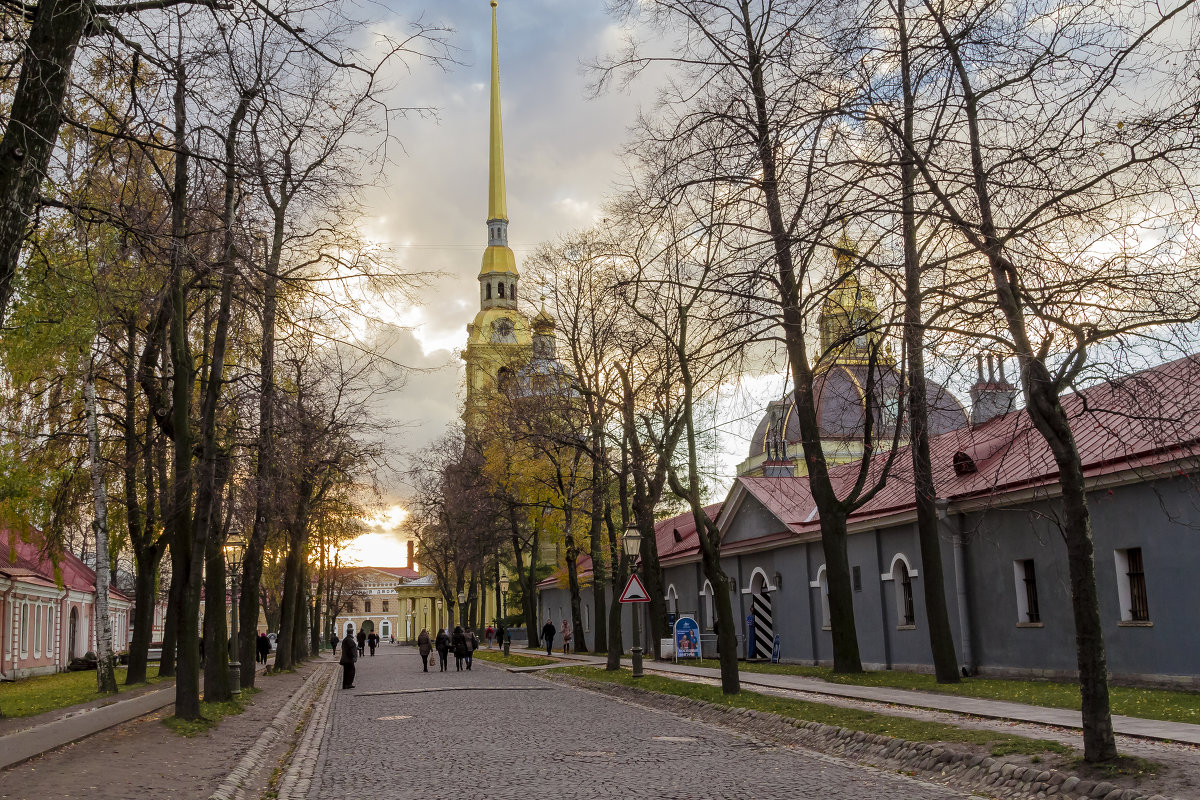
[619,573,651,603]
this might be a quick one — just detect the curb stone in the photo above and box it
[275,661,338,800]
[207,664,331,800]
[552,676,1179,800]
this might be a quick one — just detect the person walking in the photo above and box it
[485,625,494,649]
[561,619,572,655]
[465,628,478,670]
[417,628,432,672]
[328,632,339,653]
[542,618,556,656]
[356,628,366,657]
[435,628,450,672]
[497,623,506,651]
[340,625,358,689]
[256,632,271,665]
[368,632,377,656]
[452,625,468,671]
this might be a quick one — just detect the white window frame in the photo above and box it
[700,581,715,631]
[1013,559,1041,625]
[666,584,678,615]
[1113,548,1151,623]
[809,566,831,630]
[33,602,43,658]
[20,602,29,656]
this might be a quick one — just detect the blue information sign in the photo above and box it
[674,615,702,660]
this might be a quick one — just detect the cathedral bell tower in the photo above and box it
[463,0,532,430]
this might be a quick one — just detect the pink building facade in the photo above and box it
[1,530,132,680]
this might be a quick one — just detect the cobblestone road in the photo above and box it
[305,645,968,800]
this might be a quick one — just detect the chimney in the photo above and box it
[969,354,1018,426]
[761,401,796,477]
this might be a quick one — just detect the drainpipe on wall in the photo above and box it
[937,499,974,676]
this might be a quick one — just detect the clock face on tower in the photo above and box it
[491,318,517,343]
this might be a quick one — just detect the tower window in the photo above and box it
[486,283,491,300]
[498,282,505,299]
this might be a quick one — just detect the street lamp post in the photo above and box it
[223,534,245,696]
[498,572,510,656]
[457,591,465,629]
[622,524,644,679]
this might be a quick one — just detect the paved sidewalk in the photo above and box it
[0,654,279,770]
[514,650,1200,746]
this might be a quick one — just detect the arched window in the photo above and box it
[882,554,918,628]
[486,283,492,300]
[666,585,678,615]
[510,283,516,301]
[810,566,831,629]
[896,561,915,627]
[498,282,505,298]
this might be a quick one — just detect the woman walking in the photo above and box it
[452,625,468,671]
[561,619,572,655]
[417,628,432,673]
[435,628,450,672]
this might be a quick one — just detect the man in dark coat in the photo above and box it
[329,632,339,652]
[368,632,377,656]
[256,632,271,665]
[340,626,358,689]
[356,628,366,657]
[542,619,556,656]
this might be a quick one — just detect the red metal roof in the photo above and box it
[1,528,130,599]
[728,353,1200,540]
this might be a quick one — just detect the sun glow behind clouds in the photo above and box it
[341,505,413,567]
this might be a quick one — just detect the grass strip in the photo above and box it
[473,650,558,668]
[163,687,261,737]
[677,660,1200,726]
[0,665,164,718]
[559,665,1072,758]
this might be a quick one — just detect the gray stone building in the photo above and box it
[540,354,1200,687]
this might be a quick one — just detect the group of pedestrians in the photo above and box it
[415,625,479,672]
[541,618,572,656]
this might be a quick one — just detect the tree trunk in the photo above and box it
[126,549,160,685]
[84,366,119,695]
[240,221,282,689]
[0,0,91,321]
[291,564,308,664]
[201,456,233,702]
[588,438,607,654]
[562,505,586,653]
[605,498,625,670]
[274,514,307,671]
[125,323,163,686]
[1027,372,1118,761]
[897,0,959,683]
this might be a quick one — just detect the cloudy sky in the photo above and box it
[343,1,781,565]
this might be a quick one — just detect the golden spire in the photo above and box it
[488,0,507,223]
